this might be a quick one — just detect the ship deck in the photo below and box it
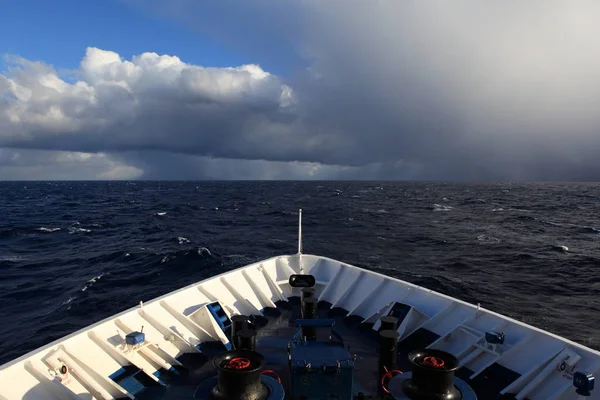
[133,297,520,399]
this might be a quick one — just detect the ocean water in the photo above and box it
[1,181,599,365]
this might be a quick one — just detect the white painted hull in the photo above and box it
[1,254,598,399]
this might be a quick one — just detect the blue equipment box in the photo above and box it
[125,331,145,345]
[289,339,354,399]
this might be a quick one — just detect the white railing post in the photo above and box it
[297,209,303,255]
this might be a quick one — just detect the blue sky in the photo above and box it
[0,0,250,71]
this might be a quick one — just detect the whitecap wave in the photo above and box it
[361,208,390,214]
[553,244,569,253]
[81,272,107,292]
[37,227,61,232]
[178,236,190,244]
[432,204,453,212]
[69,227,91,234]
[477,235,501,244]
[87,273,105,284]
[198,247,212,256]
[0,255,22,262]
[61,296,76,310]
[541,219,563,227]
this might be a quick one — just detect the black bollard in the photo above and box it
[300,288,315,318]
[231,315,250,349]
[301,287,315,300]
[301,297,317,340]
[378,330,399,382]
[301,294,317,318]
[237,329,257,352]
[380,316,399,332]
[301,288,315,319]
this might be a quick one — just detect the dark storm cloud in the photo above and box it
[117,151,338,180]
[131,0,600,180]
[3,1,600,179]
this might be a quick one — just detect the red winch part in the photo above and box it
[225,357,251,370]
[381,366,403,394]
[261,369,282,383]
[422,356,445,369]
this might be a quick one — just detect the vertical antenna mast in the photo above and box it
[297,208,303,255]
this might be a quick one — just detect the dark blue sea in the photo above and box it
[1,181,599,365]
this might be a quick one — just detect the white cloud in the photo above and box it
[0,48,303,159]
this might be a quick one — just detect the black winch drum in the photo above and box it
[386,349,477,399]
[210,349,268,400]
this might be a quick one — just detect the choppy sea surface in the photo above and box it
[1,181,599,365]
